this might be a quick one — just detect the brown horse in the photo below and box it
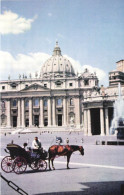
[48,145,84,170]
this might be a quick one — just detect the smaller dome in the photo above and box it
[41,42,75,78]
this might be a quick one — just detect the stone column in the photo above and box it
[100,108,105,136]
[7,99,11,127]
[17,99,21,127]
[84,110,88,135]
[105,108,109,135]
[75,97,80,128]
[29,98,33,127]
[48,98,52,126]
[87,109,92,136]
[52,98,56,126]
[63,97,67,126]
[67,98,69,126]
[39,98,44,127]
[21,99,25,127]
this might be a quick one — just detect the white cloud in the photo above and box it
[0,11,36,34]
[48,13,52,17]
[0,51,107,85]
[64,55,107,85]
[0,51,50,80]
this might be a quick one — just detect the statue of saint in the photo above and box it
[70,116,74,124]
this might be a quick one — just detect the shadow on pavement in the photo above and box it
[23,169,50,174]
[24,167,86,174]
[52,167,81,171]
[34,181,124,195]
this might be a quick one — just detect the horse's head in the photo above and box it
[79,146,84,156]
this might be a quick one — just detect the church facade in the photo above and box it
[0,42,124,135]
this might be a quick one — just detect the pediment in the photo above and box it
[20,83,49,92]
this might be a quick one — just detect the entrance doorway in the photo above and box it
[91,108,100,135]
[13,116,17,127]
[25,119,29,127]
[44,118,48,126]
[34,115,39,127]
[108,107,114,128]
[58,115,62,126]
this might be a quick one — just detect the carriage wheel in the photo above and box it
[30,161,39,170]
[13,156,27,174]
[38,160,47,171]
[1,156,14,173]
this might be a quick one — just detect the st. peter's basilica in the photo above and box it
[0,42,124,135]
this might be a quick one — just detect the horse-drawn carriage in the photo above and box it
[1,144,48,174]
[1,142,84,174]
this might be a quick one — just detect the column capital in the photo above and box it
[51,96,56,100]
[29,97,33,100]
[6,98,11,101]
[39,97,44,100]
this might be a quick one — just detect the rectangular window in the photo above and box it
[44,110,47,113]
[56,83,61,86]
[69,83,73,87]
[44,84,47,88]
[25,100,29,107]
[84,80,89,86]
[2,86,5,90]
[44,100,47,107]
[12,86,16,89]
[57,99,62,106]
[13,100,17,107]
[34,99,39,106]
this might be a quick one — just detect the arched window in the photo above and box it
[57,99,62,106]
[70,98,73,106]
[44,100,47,107]
[34,99,39,106]
[25,99,29,107]
[13,99,17,107]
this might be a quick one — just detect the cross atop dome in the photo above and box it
[56,41,58,46]
[53,41,62,56]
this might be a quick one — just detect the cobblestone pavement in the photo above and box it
[1,132,124,195]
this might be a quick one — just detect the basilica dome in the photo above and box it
[41,42,75,77]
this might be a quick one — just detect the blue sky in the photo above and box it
[0,0,124,86]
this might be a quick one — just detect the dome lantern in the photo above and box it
[52,41,62,56]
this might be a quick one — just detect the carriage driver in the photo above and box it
[32,137,42,152]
